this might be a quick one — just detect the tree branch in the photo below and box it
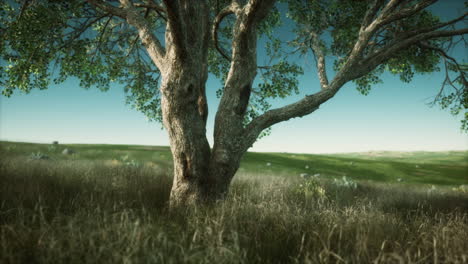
[134,1,167,21]
[418,41,465,73]
[380,0,437,26]
[211,0,277,157]
[309,32,329,89]
[58,14,110,51]
[212,3,240,61]
[114,0,166,71]
[361,0,386,29]
[18,0,33,20]
[162,0,187,59]
[87,0,127,18]
[360,28,468,78]
[242,1,468,150]
[403,12,468,38]
[418,41,467,103]
[243,86,341,152]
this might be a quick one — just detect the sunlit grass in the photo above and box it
[1,142,467,263]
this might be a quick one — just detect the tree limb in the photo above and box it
[114,0,166,71]
[418,41,465,74]
[380,0,437,26]
[360,28,468,78]
[417,41,467,103]
[361,0,386,29]
[243,1,468,150]
[403,12,468,38]
[309,32,329,89]
[58,14,110,51]
[212,3,240,61]
[18,0,33,20]
[134,1,167,21]
[87,0,127,18]
[162,0,187,59]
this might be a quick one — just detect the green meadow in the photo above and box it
[1,141,467,263]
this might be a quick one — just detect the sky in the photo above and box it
[0,1,467,154]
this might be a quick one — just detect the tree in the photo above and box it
[1,0,467,207]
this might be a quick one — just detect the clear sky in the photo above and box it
[1,1,467,154]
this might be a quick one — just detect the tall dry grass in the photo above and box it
[1,155,467,263]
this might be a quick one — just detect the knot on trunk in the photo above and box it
[235,84,251,115]
[181,152,192,179]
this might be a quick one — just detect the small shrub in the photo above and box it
[452,185,468,194]
[125,159,141,168]
[48,145,57,152]
[296,177,326,200]
[427,185,437,195]
[29,151,49,160]
[333,175,358,189]
[119,154,140,168]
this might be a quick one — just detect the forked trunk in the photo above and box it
[155,1,260,207]
[161,64,245,206]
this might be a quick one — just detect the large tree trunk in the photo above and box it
[158,2,242,207]
[161,61,246,206]
[156,1,273,207]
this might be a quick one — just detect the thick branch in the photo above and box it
[87,0,127,18]
[309,32,329,89]
[212,3,240,61]
[134,1,167,21]
[361,0,386,29]
[360,28,468,78]
[212,0,276,160]
[243,84,343,152]
[117,0,166,70]
[162,0,187,59]
[133,2,166,13]
[243,2,468,150]
[380,0,437,26]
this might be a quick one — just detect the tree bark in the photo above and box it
[156,2,215,207]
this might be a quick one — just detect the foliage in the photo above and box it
[295,176,326,201]
[286,0,466,129]
[333,175,358,189]
[1,0,163,122]
[28,151,50,160]
[47,145,57,152]
[452,185,468,194]
[120,154,142,168]
[1,0,466,131]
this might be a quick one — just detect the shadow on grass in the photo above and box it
[0,156,172,223]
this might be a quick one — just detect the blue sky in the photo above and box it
[1,1,467,154]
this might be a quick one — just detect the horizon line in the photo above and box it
[1,139,467,155]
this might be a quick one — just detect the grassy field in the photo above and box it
[1,141,468,263]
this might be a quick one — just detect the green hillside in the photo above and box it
[1,141,467,186]
[1,141,468,263]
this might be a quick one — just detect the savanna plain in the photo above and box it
[1,141,467,263]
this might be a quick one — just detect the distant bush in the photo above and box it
[333,175,358,189]
[120,154,141,168]
[29,151,49,160]
[452,185,468,194]
[295,177,326,201]
[48,145,57,152]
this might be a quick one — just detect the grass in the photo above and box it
[1,141,468,263]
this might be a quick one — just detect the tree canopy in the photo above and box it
[1,0,466,130]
